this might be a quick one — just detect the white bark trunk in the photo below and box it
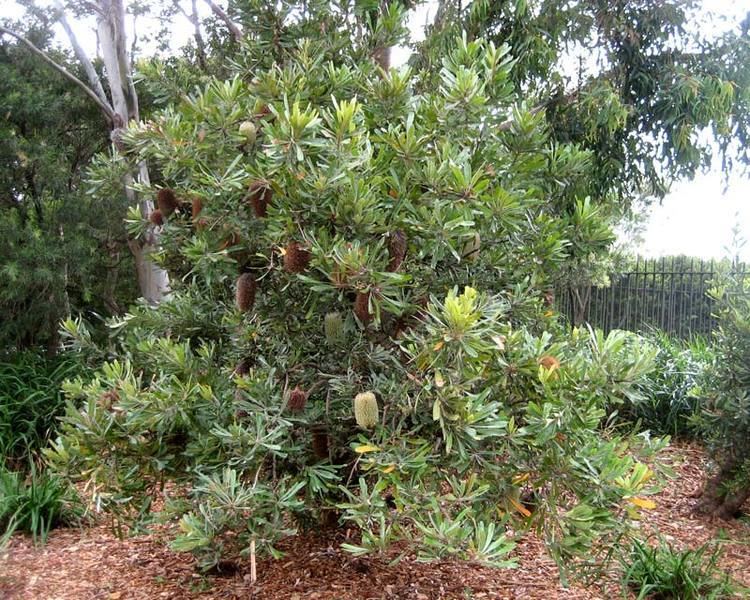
[97,0,169,303]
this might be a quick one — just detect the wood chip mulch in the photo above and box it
[1,442,749,600]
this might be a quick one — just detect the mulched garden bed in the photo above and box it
[2,443,749,599]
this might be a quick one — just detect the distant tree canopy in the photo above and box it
[417,0,750,215]
[0,21,137,352]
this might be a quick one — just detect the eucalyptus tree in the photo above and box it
[1,0,169,303]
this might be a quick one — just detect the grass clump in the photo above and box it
[620,536,740,599]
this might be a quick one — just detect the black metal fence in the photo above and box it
[557,257,748,338]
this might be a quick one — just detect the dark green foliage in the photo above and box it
[620,537,740,600]
[621,332,713,437]
[0,464,82,546]
[0,22,138,352]
[0,353,87,469]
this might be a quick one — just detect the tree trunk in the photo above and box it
[97,0,169,303]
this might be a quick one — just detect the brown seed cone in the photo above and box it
[98,389,120,410]
[283,242,312,274]
[235,273,257,312]
[354,291,372,325]
[157,188,179,216]
[387,230,407,272]
[234,358,251,376]
[247,181,272,217]
[220,231,240,251]
[543,289,555,307]
[191,197,203,220]
[311,428,329,459]
[254,104,272,119]
[149,209,164,226]
[287,386,308,412]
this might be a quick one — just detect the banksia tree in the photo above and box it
[51,2,662,580]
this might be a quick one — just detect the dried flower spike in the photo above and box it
[247,180,272,218]
[387,230,407,272]
[149,209,164,226]
[287,386,308,412]
[192,197,203,220]
[157,188,179,217]
[283,242,312,274]
[354,292,372,325]
[235,273,257,313]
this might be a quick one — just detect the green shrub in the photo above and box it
[0,464,82,546]
[691,270,750,518]
[620,537,739,599]
[622,332,713,437]
[0,352,86,469]
[48,19,665,578]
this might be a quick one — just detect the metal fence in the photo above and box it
[557,257,748,338]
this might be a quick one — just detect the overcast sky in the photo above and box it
[5,0,749,260]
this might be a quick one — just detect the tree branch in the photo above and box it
[53,1,112,109]
[0,25,115,122]
[203,0,243,43]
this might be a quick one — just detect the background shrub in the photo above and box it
[618,331,712,437]
[0,352,86,469]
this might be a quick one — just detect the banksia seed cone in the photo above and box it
[235,273,256,312]
[283,242,311,273]
[539,355,560,372]
[220,232,240,251]
[324,312,344,345]
[462,232,481,262]
[354,292,372,325]
[191,197,203,220]
[239,120,257,145]
[287,386,308,412]
[157,188,179,216]
[354,392,379,429]
[543,289,554,307]
[247,181,272,217]
[149,209,164,226]
[98,390,119,410]
[234,359,251,376]
[387,230,407,272]
[311,427,329,459]
[255,104,271,119]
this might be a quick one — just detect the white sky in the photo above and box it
[5,0,749,260]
